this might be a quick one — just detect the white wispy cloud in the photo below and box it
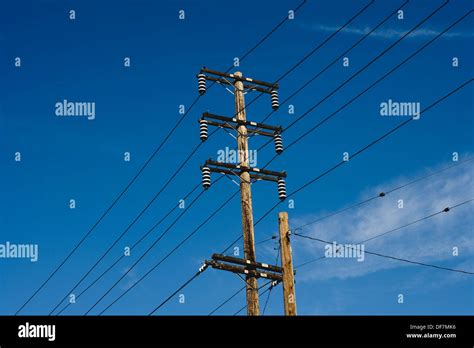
[298,23,473,39]
[290,159,474,282]
[120,265,142,290]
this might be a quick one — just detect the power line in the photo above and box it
[85,5,472,316]
[23,1,309,315]
[294,157,474,231]
[49,139,207,315]
[258,1,466,159]
[295,198,473,244]
[204,0,377,145]
[239,0,308,62]
[284,0,450,133]
[359,199,474,244]
[233,280,276,316]
[293,198,474,273]
[148,263,210,316]
[217,0,396,150]
[221,76,473,258]
[218,0,440,247]
[382,157,474,195]
[70,2,376,315]
[294,193,471,269]
[255,235,278,246]
[257,77,473,225]
[92,190,240,315]
[219,6,473,259]
[262,286,274,315]
[295,256,326,269]
[222,4,472,250]
[66,0,353,315]
[15,93,205,316]
[236,0,408,181]
[148,60,471,317]
[149,192,282,315]
[259,0,408,125]
[35,4,312,312]
[52,131,230,315]
[207,285,246,316]
[172,1,387,280]
[208,234,282,316]
[262,248,280,315]
[82,187,211,315]
[147,197,275,315]
[54,180,205,315]
[274,0,375,83]
[293,233,474,275]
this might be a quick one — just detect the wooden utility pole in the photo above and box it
[234,71,260,316]
[197,67,287,316]
[278,211,297,315]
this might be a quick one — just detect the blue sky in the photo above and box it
[0,0,473,316]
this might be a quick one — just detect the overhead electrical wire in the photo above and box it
[54,179,206,315]
[252,78,473,229]
[49,139,209,315]
[25,0,309,315]
[292,156,474,231]
[225,2,472,255]
[90,190,241,315]
[79,2,472,316]
[63,1,382,315]
[228,198,474,314]
[294,211,474,275]
[233,281,277,316]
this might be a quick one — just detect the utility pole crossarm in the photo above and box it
[205,260,283,282]
[200,67,279,90]
[198,67,280,110]
[212,253,283,273]
[202,75,273,94]
[202,112,283,135]
[204,160,287,178]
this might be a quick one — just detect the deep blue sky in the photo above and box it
[1,0,473,316]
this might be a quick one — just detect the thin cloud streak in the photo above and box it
[299,23,473,39]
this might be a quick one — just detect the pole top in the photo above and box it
[234,71,242,77]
